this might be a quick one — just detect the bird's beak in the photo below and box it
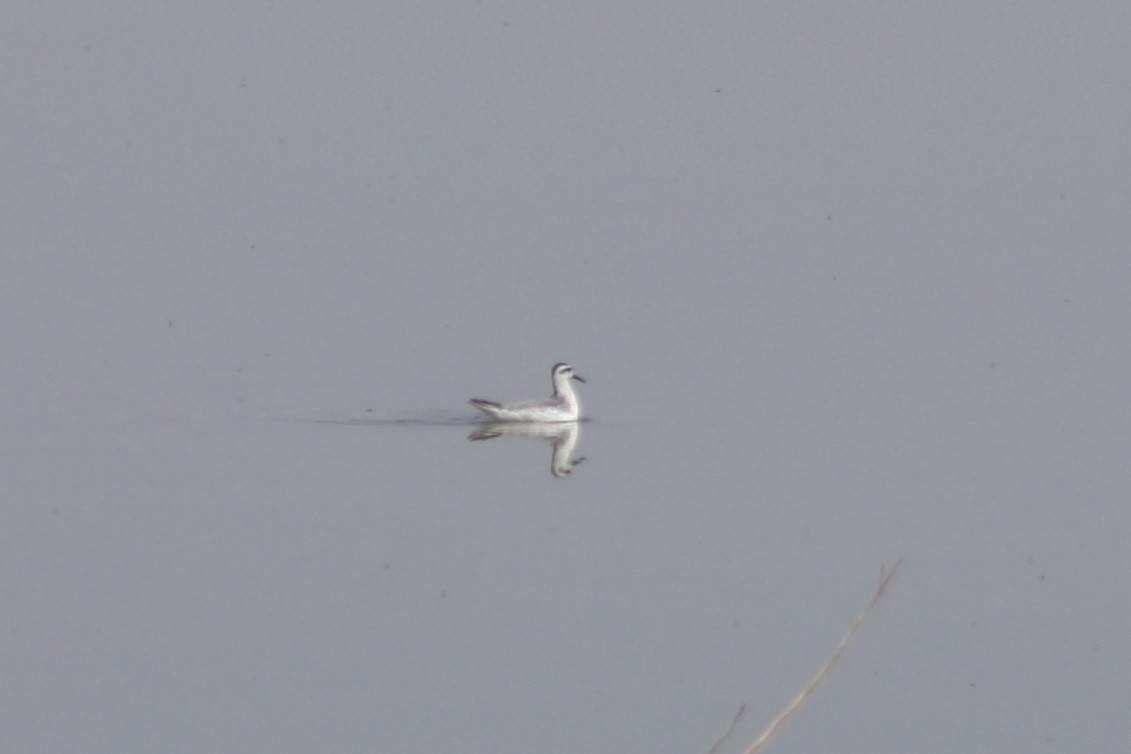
[573,374,586,383]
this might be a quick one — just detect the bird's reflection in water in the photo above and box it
[469,420,585,478]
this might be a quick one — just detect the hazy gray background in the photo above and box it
[3,3,1129,753]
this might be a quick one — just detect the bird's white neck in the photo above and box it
[553,375,580,412]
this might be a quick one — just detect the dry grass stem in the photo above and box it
[735,558,904,754]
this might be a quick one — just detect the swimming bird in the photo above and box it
[470,363,586,422]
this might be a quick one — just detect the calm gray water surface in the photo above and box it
[4,4,1130,753]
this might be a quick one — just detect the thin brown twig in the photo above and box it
[706,703,746,754]
[738,558,904,754]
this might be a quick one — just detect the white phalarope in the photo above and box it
[470,363,586,423]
